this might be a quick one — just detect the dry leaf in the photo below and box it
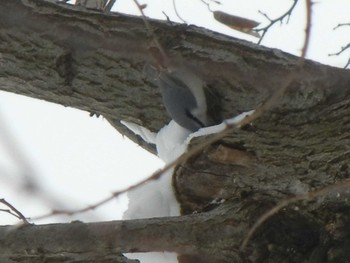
[213,10,260,37]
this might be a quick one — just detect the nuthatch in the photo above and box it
[158,68,209,132]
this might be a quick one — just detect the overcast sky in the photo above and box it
[0,0,349,225]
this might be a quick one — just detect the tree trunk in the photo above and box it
[1,0,350,262]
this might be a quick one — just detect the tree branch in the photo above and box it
[1,0,349,154]
[0,203,251,262]
[0,196,331,262]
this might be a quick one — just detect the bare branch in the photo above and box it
[345,58,350,68]
[172,0,187,23]
[199,0,214,12]
[333,22,350,30]
[329,43,350,68]
[0,198,29,224]
[301,0,312,59]
[256,0,299,44]
[329,43,350,56]
[330,21,350,68]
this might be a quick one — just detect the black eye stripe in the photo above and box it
[185,109,205,128]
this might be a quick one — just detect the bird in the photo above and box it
[158,67,209,132]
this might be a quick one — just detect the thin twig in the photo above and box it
[0,209,22,219]
[301,0,312,59]
[329,43,350,56]
[333,23,350,30]
[328,39,350,69]
[328,15,350,68]
[162,11,172,24]
[198,0,221,11]
[345,58,350,69]
[256,0,299,44]
[172,0,187,23]
[199,0,213,12]
[0,198,30,224]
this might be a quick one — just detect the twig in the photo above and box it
[198,0,221,11]
[162,11,172,24]
[240,179,350,250]
[199,0,213,12]
[256,0,299,44]
[329,21,350,68]
[345,58,350,69]
[329,43,350,56]
[172,0,187,23]
[301,0,312,58]
[333,23,350,30]
[328,29,350,68]
[0,209,21,219]
[0,198,29,224]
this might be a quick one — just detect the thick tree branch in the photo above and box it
[0,202,256,262]
[1,195,325,263]
[1,0,349,154]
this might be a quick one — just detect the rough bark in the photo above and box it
[0,199,323,263]
[175,110,350,262]
[2,0,349,152]
[1,0,350,262]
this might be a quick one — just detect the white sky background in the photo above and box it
[0,0,349,225]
